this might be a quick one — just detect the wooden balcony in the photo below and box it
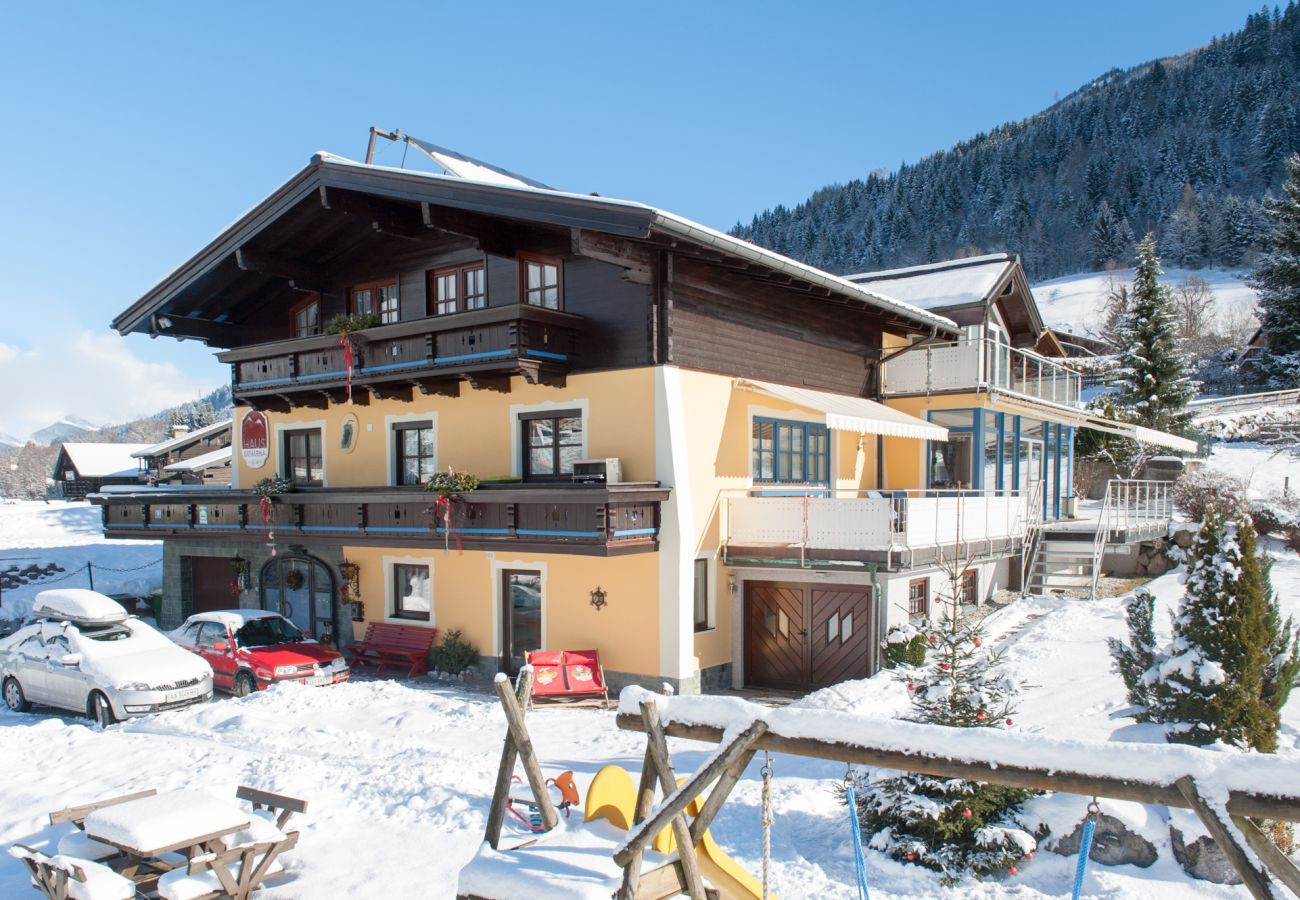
[217,304,582,409]
[90,482,669,556]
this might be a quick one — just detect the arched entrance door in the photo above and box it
[259,555,336,643]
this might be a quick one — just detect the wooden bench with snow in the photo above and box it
[344,622,437,677]
[525,649,609,707]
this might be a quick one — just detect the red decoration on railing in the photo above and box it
[340,333,355,401]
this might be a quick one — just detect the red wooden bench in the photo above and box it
[526,649,608,706]
[344,623,437,678]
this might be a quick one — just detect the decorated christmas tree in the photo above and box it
[850,556,1036,884]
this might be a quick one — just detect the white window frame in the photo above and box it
[273,419,327,488]
[509,399,589,479]
[385,411,440,487]
[383,554,435,627]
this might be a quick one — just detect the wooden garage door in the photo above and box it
[744,581,877,691]
[188,556,236,615]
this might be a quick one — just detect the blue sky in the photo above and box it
[0,1,1263,438]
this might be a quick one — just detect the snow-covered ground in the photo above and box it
[0,501,161,624]
[0,463,1295,897]
[1032,267,1257,336]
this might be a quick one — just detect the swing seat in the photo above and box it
[526,650,609,705]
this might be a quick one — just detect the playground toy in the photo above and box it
[525,649,609,707]
[506,771,580,833]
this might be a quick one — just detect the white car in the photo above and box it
[0,589,213,726]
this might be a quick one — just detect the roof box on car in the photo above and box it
[32,589,128,627]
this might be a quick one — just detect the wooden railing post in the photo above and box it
[484,669,554,850]
[1175,776,1276,900]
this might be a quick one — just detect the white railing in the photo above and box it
[1105,479,1173,535]
[881,338,1083,407]
[1019,479,1045,596]
[724,488,1032,559]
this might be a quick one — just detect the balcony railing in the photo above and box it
[89,482,668,556]
[217,304,582,406]
[881,338,1082,407]
[723,488,1032,566]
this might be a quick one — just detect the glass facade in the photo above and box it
[926,408,1075,520]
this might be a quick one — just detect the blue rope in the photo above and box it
[844,780,870,900]
[1071,811,1098,900]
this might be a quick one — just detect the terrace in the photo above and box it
[881,337,1082,407]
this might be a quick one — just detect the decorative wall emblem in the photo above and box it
[240,410,269,469]
[340,413,359,454]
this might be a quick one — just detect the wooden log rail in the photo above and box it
[614,694,1300,900]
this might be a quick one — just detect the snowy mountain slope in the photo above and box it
[29,415,99,446]
[0,433,21,449]
[1032,267,1258,337]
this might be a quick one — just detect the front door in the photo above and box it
[260,556,336,643]
[188,557,237,615]
[744,581,877,691]
[501,569,542,674]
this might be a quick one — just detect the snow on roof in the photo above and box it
[60,443,151,478]
[847,254,1014,311]
[185,609,280,629]
[33,589,128,626]
[314,153,959,335]
[163,445,232,473]
[133,419,232,458]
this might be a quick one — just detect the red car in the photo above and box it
[170,610,349,696]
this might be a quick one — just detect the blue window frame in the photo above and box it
[752,418,829,485]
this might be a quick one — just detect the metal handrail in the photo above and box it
[1019,479,1045,596]
[1089,481,1116,600]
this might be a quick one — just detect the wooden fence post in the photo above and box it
[484,670,545,849]
[1175,776,1276,900]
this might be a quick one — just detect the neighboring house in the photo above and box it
[89,152,1191,695]
[133,420,233,485]
[1239,326,1268,363]
[53,443,151,499]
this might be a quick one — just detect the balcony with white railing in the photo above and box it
[723,488,1033,566]
[880,338,1082,407]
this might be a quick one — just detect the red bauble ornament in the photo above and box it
[938,662,950,670]
[907,683,916,692]
[962,808,972,818]
[1025,852,1034,860]
[974,638,982,647]
[906,853,915,861]
[1008,866,1018,875]
[1006,718,1014,726]
[976,711,987,721]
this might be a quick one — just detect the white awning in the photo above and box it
[988,391,1197,453]
[736,379,947,441]
[163,446,232,473]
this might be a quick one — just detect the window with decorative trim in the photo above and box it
[394,421,436,486]
[351,278,399,324]
[290,295,320,337]
[520,255,561,309]
[752,417,829,484]
[908,578,929,620]
[392,563,432,621]
[519,409,583,480]
[283,429,323,486]
[431,263,487,315]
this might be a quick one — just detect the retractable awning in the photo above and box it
[988,391,1198,453]
[163,446,233,473]
[736,379,948,441]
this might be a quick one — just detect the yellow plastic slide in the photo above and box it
[584,765,770,899]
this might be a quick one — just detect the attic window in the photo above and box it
[290,295,320,337]
[351,279,399,324]
[520,255,561,310]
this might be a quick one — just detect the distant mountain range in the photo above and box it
[28,416,100,447]
[733,7,1300,282]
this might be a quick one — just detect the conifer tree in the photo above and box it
[1114,234,1195,434]
[1132,509,1300,751]
[850,557,1035,884]
[1251,153,1300,386]
[1107,590,1158,718]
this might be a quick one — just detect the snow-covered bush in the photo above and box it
[882,623,927,668]
[428,629,479,676]
[1172,467,1246,521]
[1249,492,1300,536]
[1107,590,1158,718]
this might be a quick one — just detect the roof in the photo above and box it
[184,609,281,629]
[112,153,958,341]
[847,254,1015,311]
[163,445,232,473]
[736,379,948,441]
[133,419,232,459]
[60,443,151,478]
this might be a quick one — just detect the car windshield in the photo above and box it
[234,616,303,648]
[79,625,132,643]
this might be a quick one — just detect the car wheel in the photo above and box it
[2,677,29,713]
[88,691,116,728]
[234,671,256,698]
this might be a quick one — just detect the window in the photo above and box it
[431,263,487,315]
[290,295,320,337]
[693,558,712,632]
[908,578,929,620]
[196,622,227,648]
[351,279,399,324]
[284,429,323,486]
[960,570,978,607]
[752,418,830,484]
[520,410,583,480]
[394,421,436,486]
[929,432,973,489]
[521,255,561,309]
[393,563,432,621]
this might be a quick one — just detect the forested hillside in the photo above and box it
[734,7,1300,280]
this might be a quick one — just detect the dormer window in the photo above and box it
[350,278,399,324]
[520,255,561,310]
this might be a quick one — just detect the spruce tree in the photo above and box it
[1108,590,1158,718]
[850,568,1035,884]
[1145,510,1300,751]
[1114,234,1195,434]
[1250,153,1300,386]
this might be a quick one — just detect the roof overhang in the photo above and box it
[737,379,948,441]
[988,391,1197,453]
[163,445,233,473]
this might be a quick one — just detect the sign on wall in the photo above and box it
[241,410,269,469]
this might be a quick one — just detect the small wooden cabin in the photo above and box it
[52,443,150,499]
